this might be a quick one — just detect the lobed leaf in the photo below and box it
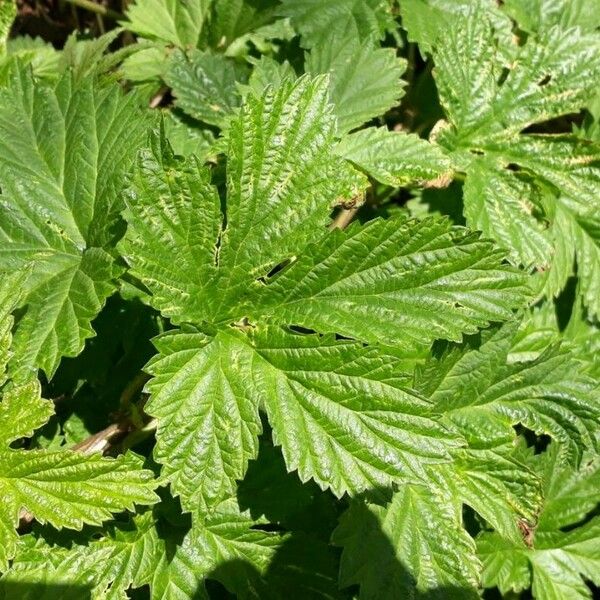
[144,329,261,513]
[0,64,148,379]
[305,30,406,133]
[250,216,530,350]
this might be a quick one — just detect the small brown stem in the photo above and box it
[120,418,158,451]
[329,207,359,231]
[120,371,150,409]
[64,0,123,20]
[149,86,168,109]
[71,422,129,454]
[96,12,106,34]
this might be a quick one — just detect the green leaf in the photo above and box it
[0,298,158,570]
[305,29,406,133]
[121,42,169,83]
[418,323,600,465]
[123,0,212,48]
[238,55,297,100]
[250,327,461,497]
[0,445,157,571]
[431,6,600,315]
[0,269,28,386]
[535,442,600,532]
[216,76,366,294]
[146,325,460,504]
[5,512,165,598]
[163,110,216,161]
[438,439,543,544]
[0,65,148,379]
[124,76,367,325]
[0,0,15,56]
[478,533,532,594]
[120,132,222,325]
[279,0,390,48]
[479,442,600,599]
[487,137,600,312]
[123,74,532,508]
[144,329,261,512]
[334,486,481,598]
[3,36,61,80]
[0,381,53,448]
[204,0,280,52]
[250,216,529,350]
[463,162,553,268]
[502,0,600,34]
[435,13,600,143]
[153,499,284,599]
[164,49,249,127]
[401,0,516,60]
[562,299,600,378]
[335,126,452,186]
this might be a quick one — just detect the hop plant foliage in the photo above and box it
[0,0,599,598]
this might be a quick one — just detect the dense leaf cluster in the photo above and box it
[0,0,599,598]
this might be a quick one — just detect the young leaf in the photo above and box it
[305,29,406,133]
[123,0,211,48]
[0,64,148,379]
[164,49,249,128]
[335,126,452,186]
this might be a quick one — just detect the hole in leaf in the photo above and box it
[555,276,578,331]
[335,332,356,341]
[469,149,485,156]
[513,424,551,454]
[497,66,510,86]
[251,523,285,533]
[560,509,600,533]
[287,324,317,336]
[258,257,296,284]
[538,74,551,86]
[522,112,585,134]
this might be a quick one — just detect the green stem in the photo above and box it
[64,0,124,21]
[121,418,158,451]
